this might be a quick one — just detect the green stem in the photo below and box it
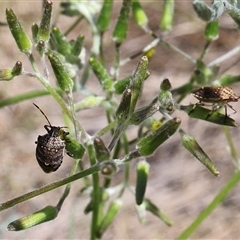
[0,89,61,108]
[222,126,240,170]
[87,143,99,240]
[177,171,240,240]
[0,163,101,212]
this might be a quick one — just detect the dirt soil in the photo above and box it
[1,1,240,239]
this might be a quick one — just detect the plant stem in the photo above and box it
[87,143,100,240]
[177,171,240,240]
[0,163,101,212]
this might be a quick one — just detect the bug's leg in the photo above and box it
[227,103,237,115]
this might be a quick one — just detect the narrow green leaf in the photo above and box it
[6,8,32,53]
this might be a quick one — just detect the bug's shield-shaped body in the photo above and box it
[35,125,68,173]
[192,87,239,103]
[192,86,239,116]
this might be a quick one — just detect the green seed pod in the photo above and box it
[144,199,173,226]
[132,0,148,28]
[31,23,39,43]
[37,0,52,42]
[48,52,73,93]
[115,88,132,121]
[12,61,22,76]
[0,68,14,81]
[94,137,110,162]
[0,61,22,81]
[129,56,149,114]
[89,57,114,91]
[112,0,132,44]
[50,27,71,56]
[71,34,84,56]
[135,161,150,205]
[74,96,105,111]
[114,76,131,94]
[204,20,219,41]
[6,8,32,54]
[7,206,58,231]
[160,0,174,32]
[159,79,174,113]
[97,0,113,32]
[97,199,122,238]
[137,118,181,156]
[36,40,46,56]
[65,135,85,159]
[179,129,220,176]
[100,160,118,178]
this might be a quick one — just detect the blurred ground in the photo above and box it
[1,1,240,239]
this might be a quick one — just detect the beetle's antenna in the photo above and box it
[33,103,52,126]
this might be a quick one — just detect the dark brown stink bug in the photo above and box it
[33,103,69,173]
[192,86,240,116]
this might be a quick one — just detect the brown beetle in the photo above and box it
[192,86,239,116]
[33,103,69,173]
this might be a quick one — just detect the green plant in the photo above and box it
[1,0,240,239]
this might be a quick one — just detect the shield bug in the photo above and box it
[192,86,239,116]
[33,103,69,173]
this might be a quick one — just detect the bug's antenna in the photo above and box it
[33,103,52,126]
